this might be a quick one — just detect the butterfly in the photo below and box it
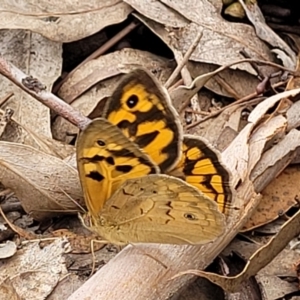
[76,118,225,245]
[102,68,233,216]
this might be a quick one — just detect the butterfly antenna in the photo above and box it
[89,239,109,277]
[57,185,86,213]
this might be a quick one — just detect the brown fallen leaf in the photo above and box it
[131,0,277,73]
[0,29,61,141]
[0,0,133,43]
[242,165,299,231]
[0,141,83,221]
[238,0,296,68]
[51,229,105,254]
[0,239,68,299]
[223,240,300,277]
[256,274,299,300]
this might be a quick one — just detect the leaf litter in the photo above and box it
[0,1,300,299]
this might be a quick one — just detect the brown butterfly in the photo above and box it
[102,68,233,216]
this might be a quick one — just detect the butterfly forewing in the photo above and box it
[102,69,183,173]
[76,118,159,217]
[169,136,233,216]
[95,174,225,245]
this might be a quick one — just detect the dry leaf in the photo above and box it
[238,0,296,68]
[224,240,300,277]
[130,0,275,74]
[0,142,83,221]
[256,275,299,299]
[0,30,62,141]
[174,208,300,293]
[242,165,299,231]
[1,108,75,159]
[0,239,68,299]
[0,0,132,42]
[223,88,300,182]
[187,62,260,99]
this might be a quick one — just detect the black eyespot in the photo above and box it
[126,95,138,108]
[140,187,144,191]
[97,139,105,146]
[184,213,198,221]
[152,190,157,194]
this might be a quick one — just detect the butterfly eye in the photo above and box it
[97,140,105,146]
[184,213,198,221]
[126,95,138,108]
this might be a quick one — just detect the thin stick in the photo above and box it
[0,56,90,130]
[164,32,202,89]
[186,80,287,129]
[0,205,36,239]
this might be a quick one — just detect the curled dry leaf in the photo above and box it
[170,59,263,112]
[224,240,300,278]
[130,0,275,74]
[0,142,83,221]
[238,0,296,67]
[133,13,272,102]
[256,274,299,300]
[173,208,300,293]
[223,88,300,183]
[187,61,260,100]
[1,108,75,159]
[0,0,133,42]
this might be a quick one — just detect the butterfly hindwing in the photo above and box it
[169,135,233,216]
[92,174,225,245]
[102,69,183,173]
[76,118,159,217]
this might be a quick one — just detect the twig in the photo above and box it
[0,205,37,239]
[186,80,287,129]
[0,56,90,130]
[164,32,202,89]
[0,92,14,106]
